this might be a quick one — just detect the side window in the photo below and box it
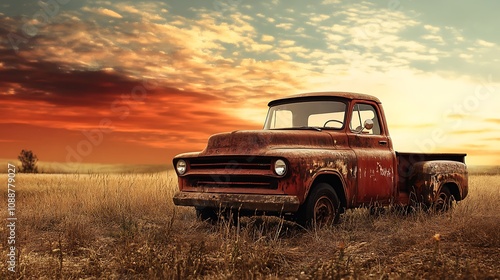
[350,103,381,135]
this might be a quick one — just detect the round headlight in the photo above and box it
[274,159,287,176]
[176,160,187,175]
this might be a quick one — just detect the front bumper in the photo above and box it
[173,192,301,213]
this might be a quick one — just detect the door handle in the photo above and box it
[379,140,388,146]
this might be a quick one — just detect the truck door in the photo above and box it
[347,102,395,205]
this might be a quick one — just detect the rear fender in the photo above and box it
[410,160,468,205]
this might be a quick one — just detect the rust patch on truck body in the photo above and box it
[410,160,468,206]
[174,129,356,211]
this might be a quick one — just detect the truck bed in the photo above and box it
[396,152,466,192]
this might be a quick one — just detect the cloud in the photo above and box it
[115,4,141,15]
[483,137,500,142]
[261,35,275,42]
[476,39,495,48]
[446,113,467,120]
[97,8,123,18]
[279,40,295,47]
[82,7,123,18]
[422,34,445,44]
[310,14,330,22]
[117,2,167,20]
[276,23,293,30]
[450,129,488,135]
[423,24,440,34]
[249,43,273,52]
[485,118,500,124]
[0,52,145,107]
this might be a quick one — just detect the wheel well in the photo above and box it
[442,182,461,201]
[310,174,347,212]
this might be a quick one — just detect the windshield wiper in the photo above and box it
[296,126,323,131]
[271,126,323,131]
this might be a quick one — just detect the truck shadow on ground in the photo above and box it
[196,204,458,241]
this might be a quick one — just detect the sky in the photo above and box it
[0,0,499,166]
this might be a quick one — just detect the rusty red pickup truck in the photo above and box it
[173,92,468,226]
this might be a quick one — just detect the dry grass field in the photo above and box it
[1,171,499,279]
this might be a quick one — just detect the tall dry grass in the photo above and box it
[1,173,499,279]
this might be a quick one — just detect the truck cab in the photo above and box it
[173,92,468,226]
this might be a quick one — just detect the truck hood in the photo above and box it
[200,130,334,156]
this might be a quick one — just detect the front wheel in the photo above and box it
[297,183,341,228]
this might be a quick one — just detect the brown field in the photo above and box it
[1,172,499,279]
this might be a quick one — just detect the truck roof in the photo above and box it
[268,91,381,106]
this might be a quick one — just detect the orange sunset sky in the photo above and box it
[1,1,499,166]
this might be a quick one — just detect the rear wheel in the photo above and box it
[297,183,340,228]
[433,186,455,212]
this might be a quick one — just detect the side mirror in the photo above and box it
[364,119,374,130]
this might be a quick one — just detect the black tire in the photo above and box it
[433,186,455,213]
[297,183,341,228]
[195,207,218,223]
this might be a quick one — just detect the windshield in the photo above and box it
[264,100,347,130]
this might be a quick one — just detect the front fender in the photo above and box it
[267,149,356,205]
